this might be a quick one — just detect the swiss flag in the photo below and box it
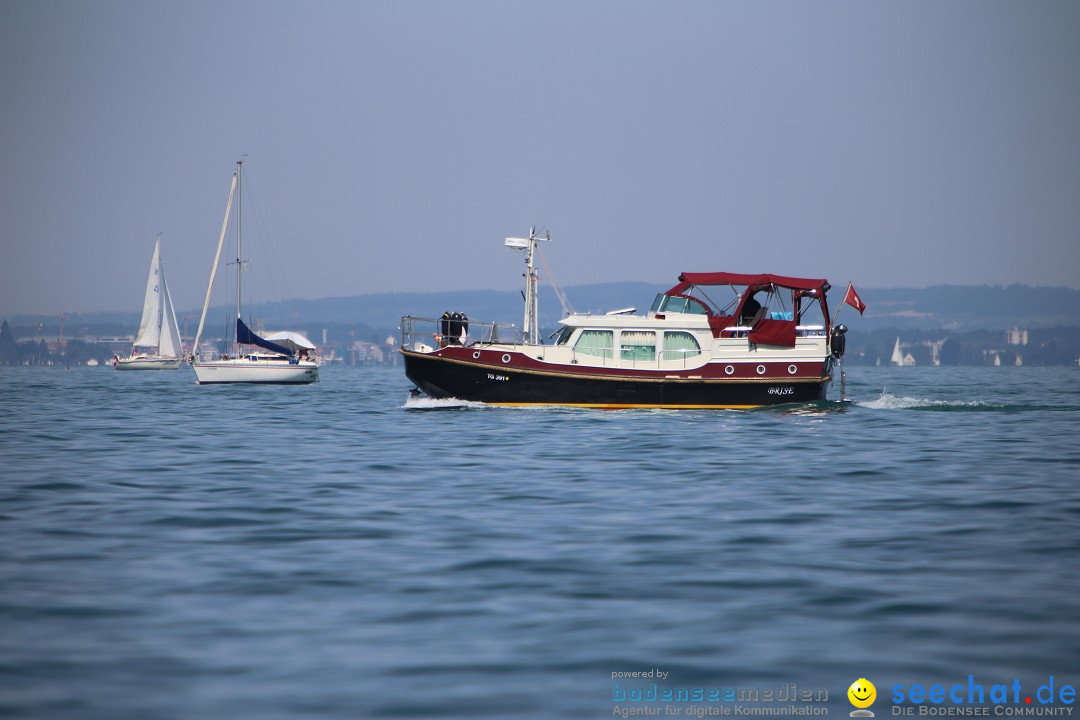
[843,283,866,315]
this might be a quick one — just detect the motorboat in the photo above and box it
[401,229,860,408]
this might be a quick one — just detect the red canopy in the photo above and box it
[669,272,829,294]
[666,272,834,337]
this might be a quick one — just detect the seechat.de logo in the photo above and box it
[849,678,877,717]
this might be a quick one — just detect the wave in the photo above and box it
[401,390,1057,413]
[857,391,1007,411]
[401,395,488,411]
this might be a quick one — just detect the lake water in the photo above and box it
[1,365,1078,719]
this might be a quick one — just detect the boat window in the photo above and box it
[553,326,575,346]
[620,331,656,361]
[662,331,701,361]
[573,329,613,359]
[660,294,709,315]
[649,293,665,315]
[660,295,688,314]
[687,297,708,314]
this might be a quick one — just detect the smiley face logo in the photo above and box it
[848,678,876,709]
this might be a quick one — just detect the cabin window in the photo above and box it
[553,326,575,346]
[660,295,687,314]
[649,293,665,315]
[573,330,613,359]
[686,300,707,315]
[620,331,656,361]
[660,295,708,315]
[662,331,701,361]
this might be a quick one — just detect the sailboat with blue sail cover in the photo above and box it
[189,160,319,384]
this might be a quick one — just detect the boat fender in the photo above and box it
[831,324,847,358]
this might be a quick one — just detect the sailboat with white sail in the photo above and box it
[114,236,184,370]
[190,160,319,384]
[890,336,916,366]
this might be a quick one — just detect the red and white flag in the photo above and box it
[843,283,866,315]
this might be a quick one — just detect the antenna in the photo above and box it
[535,242,573,317]
[504,227,549,344]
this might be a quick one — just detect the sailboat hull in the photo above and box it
[191,358,319,384]
[115,356,183,370]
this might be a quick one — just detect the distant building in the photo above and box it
[1006,327,1028,346]
[928,339,945,366]
[352,341,384,364]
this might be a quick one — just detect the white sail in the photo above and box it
[891,337,903,366]
[133,239,163,349]
[158,266,182,358]
[193,173,237,356]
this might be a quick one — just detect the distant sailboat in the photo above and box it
[891,337,904,366]
[190,160,319,384]
[114,236,183,370]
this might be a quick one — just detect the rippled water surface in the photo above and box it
[1,365,1078,718]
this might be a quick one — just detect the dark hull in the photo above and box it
[403,351,829,408]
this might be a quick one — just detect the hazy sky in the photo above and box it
[2,1,1078,316]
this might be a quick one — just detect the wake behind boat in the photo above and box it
[189,160,319,385]
[401,229,864,408]
[114,235,183,370]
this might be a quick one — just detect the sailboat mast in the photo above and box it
[236,159,243,323]
[155,233,163,344]
[191,169,237,359]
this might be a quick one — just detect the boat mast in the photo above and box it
[191,167,238,360]
[505,227,547,345]
[155,234,164,351]
[524,228,538,344]
[236,159,243,326]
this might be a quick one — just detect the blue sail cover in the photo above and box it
[236,318,294,356]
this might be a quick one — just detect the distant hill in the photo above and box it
[5,283,1078,338]
[853,285,1079,331]
[3,282,670,339]
[253,281,669,330]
